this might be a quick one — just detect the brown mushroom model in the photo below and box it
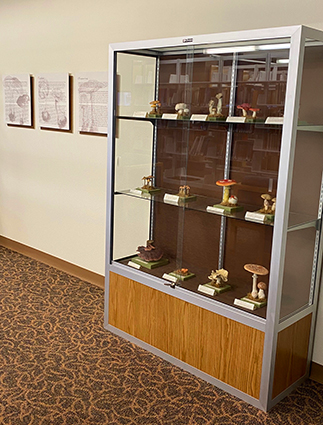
[244,264,269,299]
[257,281,267,300]
[216,179,237,205]
[137,240,163,262]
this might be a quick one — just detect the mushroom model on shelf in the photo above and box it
[241,263,269,308]
[131,240,169,270]
[148,100,162,118]
[213,179,243,213]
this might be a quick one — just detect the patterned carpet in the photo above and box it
[0,246,323,425]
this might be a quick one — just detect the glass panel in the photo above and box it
[280,39,323,320]
[112,38,293,319]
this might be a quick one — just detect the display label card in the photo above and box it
[130,189,143,196]
[265,117,284,125]
[164,193,179,204]
[128,261,141,269]
[245,211,266,223]
[234,298,256,311]
[198,284,215,296]
[226,116,246,123]
[162,273,177,283]
[206,206,224,215]
[133,111,148,118]
[191,114,208,121]
[162,113,178,120]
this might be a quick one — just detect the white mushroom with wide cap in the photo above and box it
[244,264,269,299]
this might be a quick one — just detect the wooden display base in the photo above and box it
[213,204,244,213]
[207,116,226,122]
[169,271,195,281]
[241,296,267,309]
[199,282,231,294]
[177,195,197,203]
[136,187,161,194]
[131,256,169,269]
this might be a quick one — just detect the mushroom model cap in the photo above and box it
[257,281,267,290]
[150,100,161,105]
[244,264,269,275]
[216,179,237,187]
[237,103,251,110]
[249,107,260,112]
[261,193,272,200]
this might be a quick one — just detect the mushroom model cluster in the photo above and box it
[244,263,269,301]
[259,194,276,214]
[237,103,260,120]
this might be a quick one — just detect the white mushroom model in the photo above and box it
[175,103,189,117]
[257,282,267,300]
[244,264,269,299]
[215,93,223,115]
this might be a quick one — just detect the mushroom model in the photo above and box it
[175,103,189,117]
[244,264,269,299]
[208,268,228,288]
[260,194,272,213]
[249,107,260,119]
[237,103,251,117]
[216,179,237,206]
[137,240,163,262]
[257,282,267,300]
[149,100,161,115]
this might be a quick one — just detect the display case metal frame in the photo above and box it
[105,25,323,411]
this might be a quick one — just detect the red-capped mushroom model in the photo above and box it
[244,264,269,299]
[249,107,260,119]
[216,179,237,206]
[237,103,251,117]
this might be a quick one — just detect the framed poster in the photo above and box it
[2,74,32,126]
[76,72,108,135]
[37,73,70,130]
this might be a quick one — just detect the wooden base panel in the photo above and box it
[0,236,104,289]
[310,361,323,385]
[109,272,264,399]
[272,314,312,399]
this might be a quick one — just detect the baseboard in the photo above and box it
[0,236,105,290]
[310,362,323,384]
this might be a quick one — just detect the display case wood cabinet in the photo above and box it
[105,25,323,411]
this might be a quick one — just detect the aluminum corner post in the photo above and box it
[104,45,117,329]
[259,26,306,411]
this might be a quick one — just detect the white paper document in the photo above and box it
[37,73,70,130]
[76,72,108,134]
[3,74,32,126]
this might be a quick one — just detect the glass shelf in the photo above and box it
[115,188,275,226]
[116,115,284,128]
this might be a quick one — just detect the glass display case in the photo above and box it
[105,26,323,411]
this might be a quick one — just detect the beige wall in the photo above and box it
[0,0,323,363]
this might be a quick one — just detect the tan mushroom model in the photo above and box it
[216,179,237,206]
[257,281,267,300]
[149,100,162,116]
[260,193,272,213]
[244,263,269,299]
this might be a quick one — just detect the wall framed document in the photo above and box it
[76,72,108,135]
[2,74,32,127]
[37,73,70,130]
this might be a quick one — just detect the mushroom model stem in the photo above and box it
[251,273,258,299]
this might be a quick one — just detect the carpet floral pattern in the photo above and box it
[0,246,322,424]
